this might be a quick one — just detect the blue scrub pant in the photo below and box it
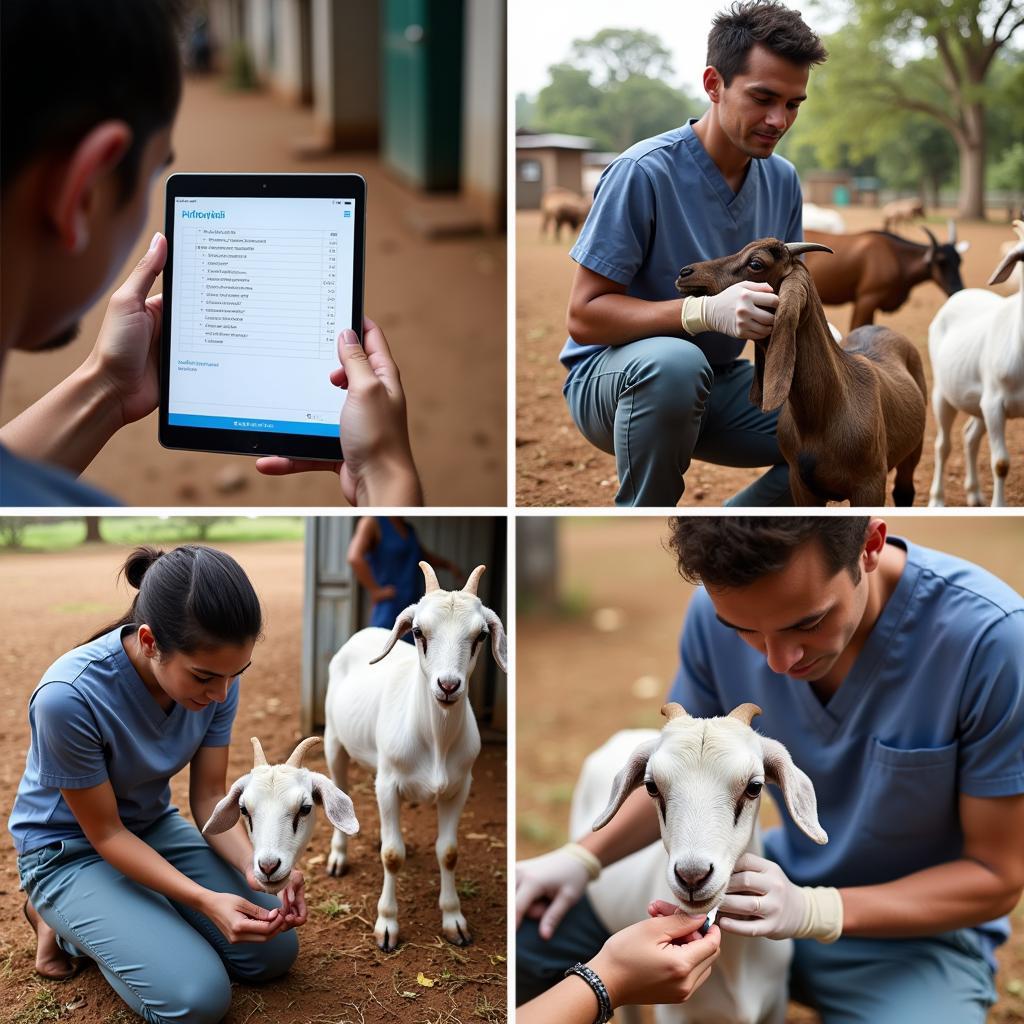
[18,812,298,1024]
[516,894,997,1022]
[564,339,792,507]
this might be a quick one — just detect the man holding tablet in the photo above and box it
[0,0,421,507]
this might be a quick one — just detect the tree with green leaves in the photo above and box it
[803,0,1024,218]
[533,29,701,153]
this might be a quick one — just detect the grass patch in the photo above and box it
[316,896,353,919]
[457,878,480,900]
[0,516,304,552]
[12,988,65,1024]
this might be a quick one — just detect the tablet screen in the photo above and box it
[166,195,356,439]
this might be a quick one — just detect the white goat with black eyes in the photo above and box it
[203,736,359,894]
[571,703,826,1024]
[324,562,508,951]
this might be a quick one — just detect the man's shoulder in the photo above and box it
[907,540,1024,621]
[616,125,691,169]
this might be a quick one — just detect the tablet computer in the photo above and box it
[159,173,365,461]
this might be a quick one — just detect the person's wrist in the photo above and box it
[561,841,602,881]
[584,951,623,1010]
[680,295,707,335]
[356,449,422,506]
[72,356,129,433]
[794,885,843,943]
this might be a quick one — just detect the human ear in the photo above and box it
[137,624,159,659]
[862,518,888,573]
[703,66,722,103]
[48,121,132,253]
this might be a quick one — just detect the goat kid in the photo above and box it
[573,703,826,1024]
[203,736,359,894]
[928,220,1024,507]
[324,562,507,951]
[676,237,927,506]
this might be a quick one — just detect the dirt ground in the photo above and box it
[0,542,507,1024]
[516,517,1024,1022]
[0,75,506,507]
[516,205,1024,507]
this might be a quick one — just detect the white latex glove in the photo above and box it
[717,853,843,942]
[515,846,593,940]
[682,281,779,340]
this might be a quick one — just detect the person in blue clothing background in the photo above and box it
[516,517,1024,1022]
[347,517,465,639]
[560,1,828,507]
[9,545,304,1023]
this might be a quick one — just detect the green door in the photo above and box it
[382,0,464,190]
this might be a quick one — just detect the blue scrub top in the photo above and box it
[667,537,1024,970]
[560,118,804,376]
[9,626,239,854]
[0,443,119,507]
[367,518,425,639]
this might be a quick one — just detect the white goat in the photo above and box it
[324,562,508,951]
[571,703,826,1024]
[203,736,359,894]
[928,220,1024,507]
[802,203,845,234]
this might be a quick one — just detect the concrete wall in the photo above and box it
[460,0,506,231]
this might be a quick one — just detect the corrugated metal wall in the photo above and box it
[301,516,507,735]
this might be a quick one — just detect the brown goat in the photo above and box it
[675,239,928,506]
[802,226,967,330]
[540,187,591,241]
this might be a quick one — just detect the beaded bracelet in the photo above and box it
[565,962,613,1024]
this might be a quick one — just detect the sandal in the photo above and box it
[22,899,84,981]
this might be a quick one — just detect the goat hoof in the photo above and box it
[444,917,472,947]
[326,852,349,877]
[375,918,399,952]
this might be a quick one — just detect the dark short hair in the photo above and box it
[668,517,870,589]
[707,1,828,85]
[88,545,263,653]
[1,0,183,201]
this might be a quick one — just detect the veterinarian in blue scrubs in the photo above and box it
[516,517,1024,1023]
[9,545,304,1023]
[559,2,827,506]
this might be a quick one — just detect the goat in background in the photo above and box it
[676,238,927,506]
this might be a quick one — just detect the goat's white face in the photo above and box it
[594,708,826,916]
[203,762,359,893]
[370,572,508,708]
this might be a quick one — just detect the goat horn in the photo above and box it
[463,565,486,596]
[947,218,957,244]
[250,736,268,767]
[286,736,323,768]
[921,226,938,254]
[727,703,763,726]
[661,702,689,721]
[420,561,440,593]
[784,242,833,257]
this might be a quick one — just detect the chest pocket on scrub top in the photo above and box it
[861,737,959,842]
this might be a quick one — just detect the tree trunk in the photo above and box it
[83,517,103,544]
[958,101,986,220]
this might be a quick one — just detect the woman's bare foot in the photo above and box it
[23,900,77,980]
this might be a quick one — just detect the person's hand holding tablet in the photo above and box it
[255,316,423,506]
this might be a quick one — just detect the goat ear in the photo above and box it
[202,774,250,836]
[309,772,360,835]
[988,246,1023,286]
[749,342,766,408]
[482,606,508,673]
[368,604,418,665]
[760,736,827,845]
[761,273,805,411]
[592,736,660,831]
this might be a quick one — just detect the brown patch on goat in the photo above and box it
[996,459,1010,478]
[382,848,404,873]
[442,846,458,871]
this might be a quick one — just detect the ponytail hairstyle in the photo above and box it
[87,545,263,653]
